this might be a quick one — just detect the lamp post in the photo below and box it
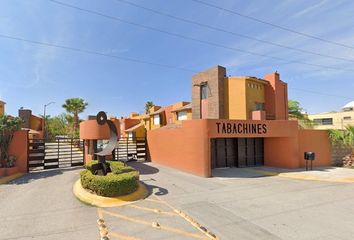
[43,102,55,139]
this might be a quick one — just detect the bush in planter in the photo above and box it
[0,115,22,168]
[85,160,136,175]
[80,161,139,197]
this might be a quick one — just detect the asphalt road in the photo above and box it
[1,163,354,240]
[0,168,99,240]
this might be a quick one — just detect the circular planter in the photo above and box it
[73,179,148,207]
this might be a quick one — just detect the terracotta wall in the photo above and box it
[120,118,141,137]
[192,66,226,119]
[264,72,288,120]
[207,119,299,138]
[30,115,43,131]
[298,130,331,167]
[8,130,29,173]
[264,137,299,168]
[164,105,173,124]
[80,119,120,140]
[147,120,210,177]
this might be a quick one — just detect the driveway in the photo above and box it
[0,168,99,240]
[1,163,354,240]
[131,162,354,240]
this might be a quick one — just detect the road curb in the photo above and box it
[73,179,148,207]
[249,169,354,183]
[0,173,24,184]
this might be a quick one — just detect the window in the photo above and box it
[255,102,264,111]
[343,116,352,120]
[314,118,333,125]
[201,84,208,99]
[177,111,188,121]
[153,114,160,125]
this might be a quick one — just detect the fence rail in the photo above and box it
[28,137,85,172]
[114,137,146,162]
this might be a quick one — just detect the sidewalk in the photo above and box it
[248,166,354,183]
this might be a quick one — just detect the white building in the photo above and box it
[308,101,354,130]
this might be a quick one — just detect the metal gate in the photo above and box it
[211,138,264,168]
[28,137,85,172]
[113,137,146,162]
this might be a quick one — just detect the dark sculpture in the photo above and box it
[93,111,118,176]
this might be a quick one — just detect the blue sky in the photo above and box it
[1,0,353,119]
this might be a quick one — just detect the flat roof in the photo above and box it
[171,103,192,112]
[228,76,269,85]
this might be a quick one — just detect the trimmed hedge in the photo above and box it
[80,161,139,197]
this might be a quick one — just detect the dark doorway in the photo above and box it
[211,138,264,169]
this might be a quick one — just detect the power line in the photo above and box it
[114,0,354,63]
[0,34,351,101]
[0,33,195,72]
[46,0,354,73]
[190,0,354,50]
[289,87,353,99]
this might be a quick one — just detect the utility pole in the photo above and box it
[43,102,55,139]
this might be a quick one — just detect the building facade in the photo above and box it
[308,101,354,130]
[80,65,331,177]
[18,108,44,138]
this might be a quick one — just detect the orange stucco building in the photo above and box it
[80,65,331,177]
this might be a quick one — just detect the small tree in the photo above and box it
[62,98,88,133]
[288,100,314,129]
[45,114,69,140]
[0,115,23,167]
[329,125,354,150]
[145,101,155,114]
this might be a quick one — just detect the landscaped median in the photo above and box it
[73,161,148,207]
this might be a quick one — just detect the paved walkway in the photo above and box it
[132,162,354,240]
[1,163,354,239]
[0,167,98,240]
[214,166,354,183]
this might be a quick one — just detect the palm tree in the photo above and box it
[62,98,88,132]
[145,101,155,114]
[329,125,354,149]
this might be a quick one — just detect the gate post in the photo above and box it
[70,138,73,166]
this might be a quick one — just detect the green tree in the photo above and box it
[145,101,155,114]
[62,98,88,132]
[329,125,354,148]
[288,100,304,119]
[45,114,70,140]
[0,115,23,167]
[288,100,314,129]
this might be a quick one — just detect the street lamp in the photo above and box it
[43,101,55,140]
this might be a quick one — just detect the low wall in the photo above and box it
[147,120,210,177]
[331,144,353,166]
[298,130,331,167]
[7,130,29,174]
[264,137,299,168]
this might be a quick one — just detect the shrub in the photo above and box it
[85,160,135,174]
[0,115,22,168]
[80,160,139,197]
